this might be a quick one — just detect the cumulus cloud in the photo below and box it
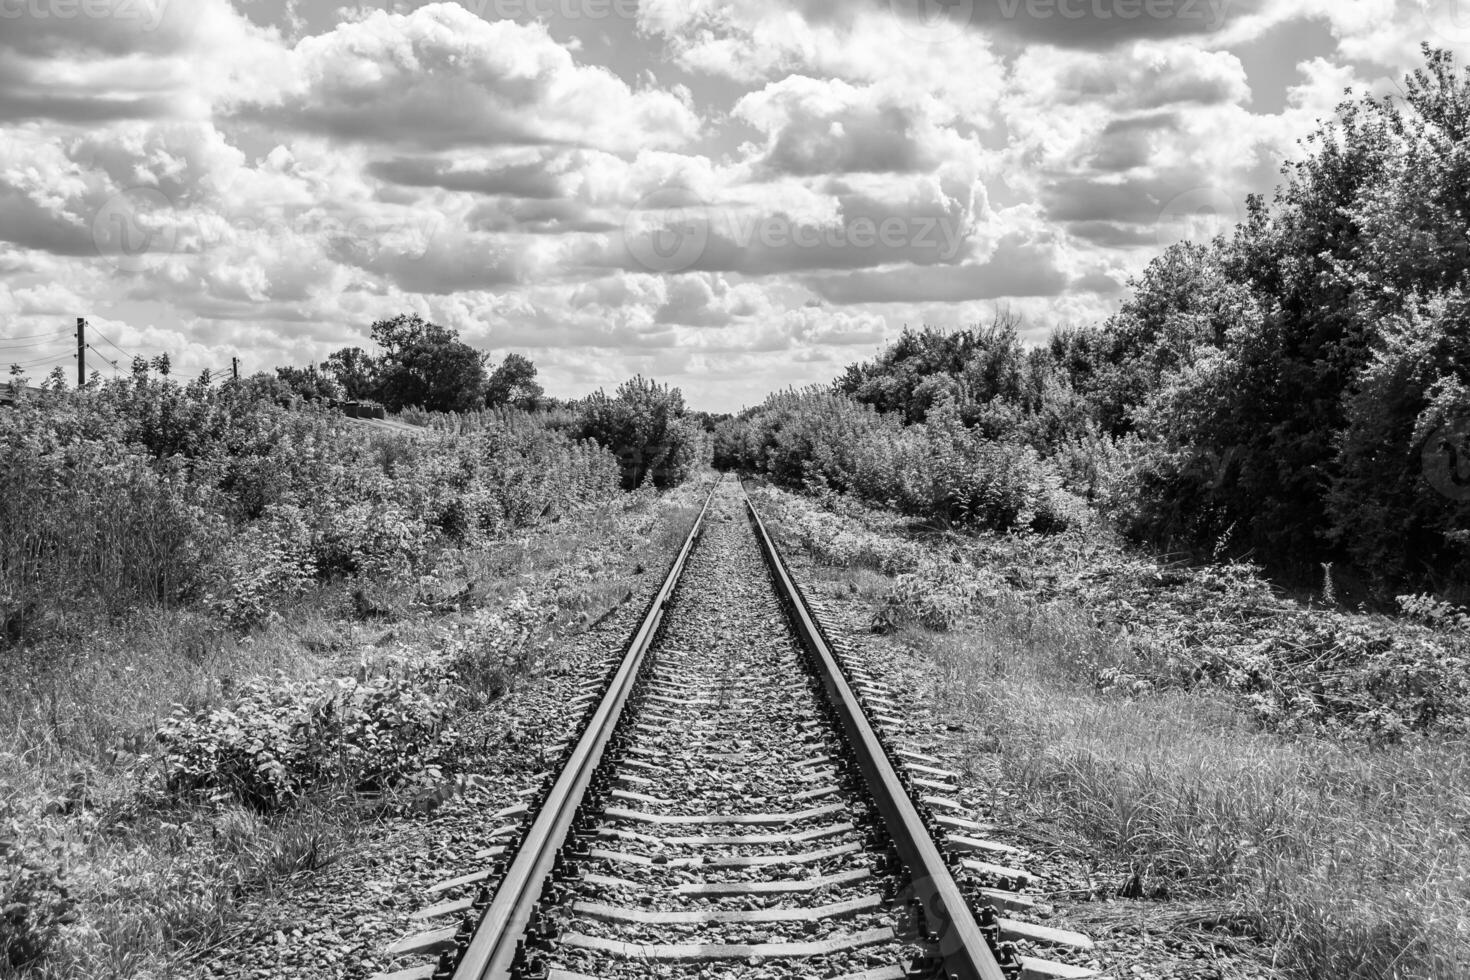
[0,0,1457,409]
[239,5,700,153]
[804,233,1071,303]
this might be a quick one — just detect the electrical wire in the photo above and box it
[0,328,70,343]
[85,344,123,372]
[0,335,72,352]
[86,324,139,362]
[5,352,75,370]
[89,356,126,376]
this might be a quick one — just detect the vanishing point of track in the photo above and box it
[372,478,1095,980]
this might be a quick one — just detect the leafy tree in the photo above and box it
[323,347,381,402]
[576,376,699,490]
[485,353,544,410]
[368,314,487,413]
[274,364,341,402]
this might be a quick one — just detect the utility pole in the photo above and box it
[231,356,239,381]
[76,317,86,387]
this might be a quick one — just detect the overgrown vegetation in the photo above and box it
[575,375,704,490]
[758,485,1470,979]
[0,366,707,977]
[723,45,1470,604]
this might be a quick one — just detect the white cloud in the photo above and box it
[242,4,701,153]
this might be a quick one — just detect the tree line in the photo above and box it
[718,45,1470,603]
[265,315,712,492]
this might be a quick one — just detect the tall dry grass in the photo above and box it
[905,591,1470,979]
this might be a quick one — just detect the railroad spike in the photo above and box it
[995,941,1023,980]
[977,904,1001,950]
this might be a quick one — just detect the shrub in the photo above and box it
[446,590,556,701]
[0,819,74,971]
[0,407,224,621]
[576,376,700,490]
[733,390,1085,533]
[753,486,920,574]
[156,666,461,811]
[204,505,314,628]
[873,559,999,633]
[0,376,622,646]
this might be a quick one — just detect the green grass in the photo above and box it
[0,484,704,979]
[789,520,1470,980]
[910,604,1470,978]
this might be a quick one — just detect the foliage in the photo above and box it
[319,315,499,413]
[873,559,997,633]
[366,314,488,413]
[1073,46,1470,594]
[724,389,1086,533]
[0,818,74,970]
[202,505,314,629]
[0,406,224,625]
[751,487,920,574]
[766,483,1470,740]
[575,376,701,490]
[445,590,556,702]
[155,665,461,811]
[485,353,544,410]
[322,347,379,402]
[0,374,621,645]
[715,46,1470,601]
[272,364,341,402]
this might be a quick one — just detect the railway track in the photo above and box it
[372,478,1097,980]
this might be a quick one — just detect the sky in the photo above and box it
[0,0,1463,411]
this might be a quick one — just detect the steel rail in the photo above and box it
[741,483,1007,980]
[450,481,717,980]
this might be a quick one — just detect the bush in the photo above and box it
[446,590,556,701]
[0,406,224,623]
[731,390,1085,533]
[0,819,74,971]
[576,376,700,490]
[753,486,920,574]
[0,377,622,645]
[204,505,314,628]
[873,559,999,633]
[156,666,462,811]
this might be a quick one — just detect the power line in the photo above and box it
[0,328,69,343]
[0,336,72,352]
[86,324,138,362]
[86,344,123,371]
[89,356,126,376]
[5,352,75,370]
